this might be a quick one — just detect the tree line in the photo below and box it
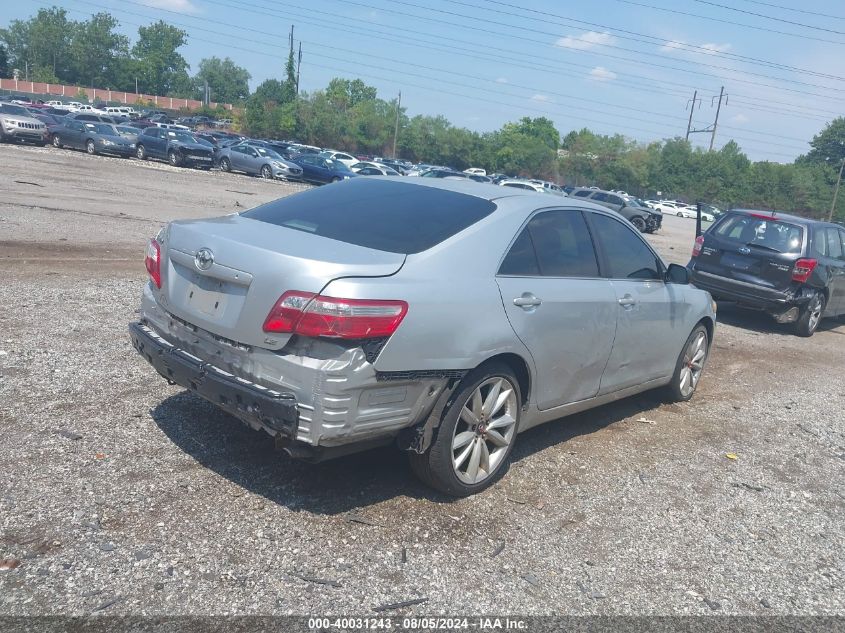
[1,6,843,219]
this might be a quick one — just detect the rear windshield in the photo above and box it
[242,179,496,254]
[713,213,803,254]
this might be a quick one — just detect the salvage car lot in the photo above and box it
[1,144,843,615]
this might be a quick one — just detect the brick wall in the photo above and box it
[0,78,233,111]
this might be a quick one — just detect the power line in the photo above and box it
[475,0,845,82]
[689,0,845,34]
[611,0,845,45]
[735,0,845,21]
[353,0,845,97]
[208,0,844,118]
[105,0,819,148]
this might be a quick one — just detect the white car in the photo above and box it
[45,100,65,108]
[350,162,400,176]
[319,150,358,168]
[499,180,549,193]
[464,167,487,176]
[75,104,107,115]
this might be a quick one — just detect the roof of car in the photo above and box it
[728,208,834,227]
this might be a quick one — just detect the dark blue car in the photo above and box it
[288,153,358,185]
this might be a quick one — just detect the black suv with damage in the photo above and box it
[688,209,845,336]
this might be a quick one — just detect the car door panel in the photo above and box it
[496,210,617,409]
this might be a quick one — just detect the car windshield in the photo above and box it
[326,159,349,171]
[169,131,198,143]
[255,147,282,159]
[116,126,136,136]
[1,104,29,116]
[87,123,117,135]
[242,179,497,254]
[714,214,803,254]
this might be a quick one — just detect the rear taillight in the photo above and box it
[145,238,161,288]
[792,258,817,283]
[692,235,704,257]
[263,291,408,339]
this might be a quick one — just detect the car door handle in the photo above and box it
[617,294,637,308]
[513,293,542,309]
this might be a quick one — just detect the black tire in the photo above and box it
[52,135,62,148]
[631,216,647,232]
[136,145,146,160]
[409,362,522,497]
[795,293,825,337]
[86,139,96,155]
[261,164,273,179]
[331,176,342,183]
[664,324,709,402]
[168,150,180,166]
[220,157,231,172]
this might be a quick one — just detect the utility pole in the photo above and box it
[392,91,402,159]
[829,157,845,222]
[709,86,727,151]
[685,90,699,142]
[296,42,302,96]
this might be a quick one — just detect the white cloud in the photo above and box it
[701,42,732,55]
[556,31,615,51]
[589,66,617,82]
[140,0,200,13]
[660,39,731,55]
[660,40,686,52]
[495,77,508,84]
[732,114,749,124]
[531,93,550,102]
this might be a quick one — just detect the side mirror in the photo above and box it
[666,263,690,285]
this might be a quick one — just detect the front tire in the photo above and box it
[665,325,709,402]
[168,150,180,167]
[631,216,647,232]
[86,140,96,155]
[136,145,146,160]
[409,362,521,497]
[331,176,342,183]
[220,157,231,172]
[795,293,825,337]
[261,164,273,179]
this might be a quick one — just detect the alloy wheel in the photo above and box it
[261,165,272,179]
[679,331,707,398]
[807,295,823,332]
[451,377,518,485]
[52,135,61,148]
[86,141,95,154]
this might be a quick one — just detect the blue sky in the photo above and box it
[10,0,845,162]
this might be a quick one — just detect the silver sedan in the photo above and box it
[130,178,716,496]
[218,143,304,181]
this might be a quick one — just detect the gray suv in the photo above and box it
[570,187,662,233]
[0,103,47,145]
[130,178,715,496]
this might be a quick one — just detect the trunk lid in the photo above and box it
[159,214,405,349]
[695,213,805,292]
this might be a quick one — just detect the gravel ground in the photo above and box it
[0,143,843,617]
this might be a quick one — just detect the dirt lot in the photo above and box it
[1,143,843,617]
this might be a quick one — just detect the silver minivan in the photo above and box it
[130,178,715,495]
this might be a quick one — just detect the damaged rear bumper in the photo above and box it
[129,321,299,437]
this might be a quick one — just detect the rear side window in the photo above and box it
[714,214,803,254]
[242,179,496,254]
[590,214,661,280]
[826,228,843,259]
[499,210,599,278]
[572,190,592,198]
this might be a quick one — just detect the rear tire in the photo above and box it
[136,145,146,160]
[409,362,521,497]
[664,324,709,402]
[795,293,825,337]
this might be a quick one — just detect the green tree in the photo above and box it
[193,56,251,104]
[131,21,189,96]
[68,13,130,89]
[0,7,74,81]
[0,43,9,77]
[804,117,845,167]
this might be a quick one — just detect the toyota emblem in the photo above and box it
[194,248,214,271]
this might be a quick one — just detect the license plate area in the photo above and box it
[187,276,230,318]
[721,252,755,271]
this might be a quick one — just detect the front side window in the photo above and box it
[499,210,600,278]
[590,214,661,280]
